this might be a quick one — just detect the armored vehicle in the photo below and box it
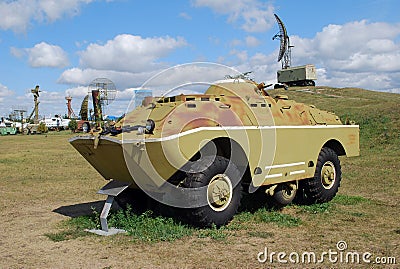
[70,78,359,228]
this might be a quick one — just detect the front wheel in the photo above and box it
[115,188,150,214]
[302,147,342,203]
[182,156,242,228]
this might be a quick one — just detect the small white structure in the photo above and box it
[41,116,70,130]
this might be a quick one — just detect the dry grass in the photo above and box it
[0,86,399,268]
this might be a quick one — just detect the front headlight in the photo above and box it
[145,119,155,134]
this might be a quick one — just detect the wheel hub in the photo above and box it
[282,184,296,199]
[321,161,336,189]
[207,174,233,212]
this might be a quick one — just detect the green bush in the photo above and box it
[68,119,78,132]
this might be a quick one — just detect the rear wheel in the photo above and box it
[182,156,242,228]
[305,80,315,86]
[302,147,341,203]
[271,182,297,207]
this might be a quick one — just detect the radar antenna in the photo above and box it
[79,95,89,121]
[272,14,293,69]
[88,78,116,126]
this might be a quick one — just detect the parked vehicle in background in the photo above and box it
[41,116,70,131]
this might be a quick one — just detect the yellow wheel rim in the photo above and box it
[321,161,336,189]
[207,174,233,212]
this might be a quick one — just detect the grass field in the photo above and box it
[0,86,399,268]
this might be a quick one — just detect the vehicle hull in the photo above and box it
[70,125,359,189]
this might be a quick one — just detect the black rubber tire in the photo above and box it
[239,185,269,212]
[182,156,242,228]
[115,188,150,214]
[293,184,313,205]
[302,147,341,204]
[271,182,297,207]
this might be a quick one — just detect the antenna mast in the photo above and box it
[88,78,116,127]
[272,14,293,69]
[28,85,40,123]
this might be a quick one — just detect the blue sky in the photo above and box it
[0,0,399,117]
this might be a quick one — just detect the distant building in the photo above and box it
[134,89,152,108]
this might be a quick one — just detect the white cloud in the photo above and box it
[230,49,248,63]
[245,36,260,47]
[61,63,241,116]
[65,86,89,98]
[250,52,275,66]
[0,85,73,118]
[317,69,396,90]
[229,39,242,47]
[58,67,159,89]
[38,0,93,21]
[229,36,260,49]
[194,0,275,32]
[59,62,235,96]
[289,20,400,69]
[59,34,188,89]
[115,88,137,100]
[78,34,187,73]
[232,52,279,84]
[23,42,69,68]
[152,63,238,86]
[241,3,274,32]
[365,39,397,53]
[10,47,25,58]
[59,68,96,85]
[0,0,93,33]
[250,20,400,91]
[384,88,400,94]
[0,84,14,102]
[208,36,220,45]
[322,21,398,57]
[179,12,192,20]
[11,42,69,68]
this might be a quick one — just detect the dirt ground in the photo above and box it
[0,131,399,269]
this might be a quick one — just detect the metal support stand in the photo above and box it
[86,180,131,236]
[99,195,115,233]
